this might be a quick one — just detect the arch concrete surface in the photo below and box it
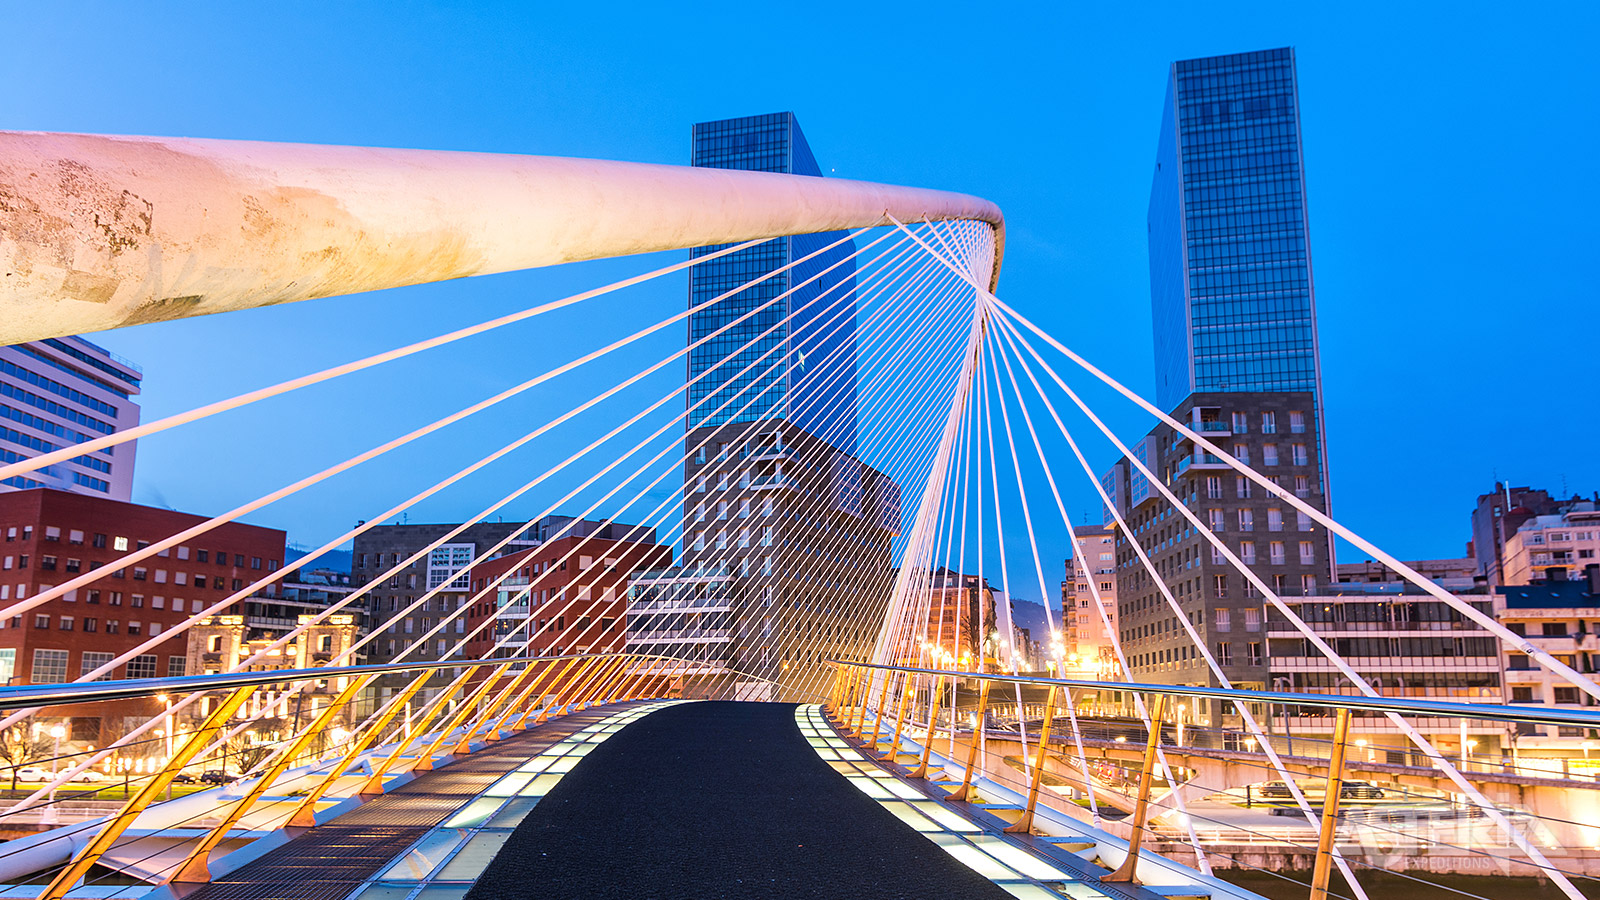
[0,132,1004,344]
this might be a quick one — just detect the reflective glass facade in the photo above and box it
[1149,48,1321,415]
[688,113,858,454]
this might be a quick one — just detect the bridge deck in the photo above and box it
[464,701,1015,900]
[177,704,627,900]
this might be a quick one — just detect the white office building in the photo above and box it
[0,336,142,500]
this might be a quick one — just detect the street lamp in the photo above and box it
[46,724,65,816]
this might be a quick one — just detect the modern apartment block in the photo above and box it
[1061,526,1119,679]
[1,336,142,500]
[1266,578,1505,761]
[1469,483,1568,586]
[1499,567,1600,764]
[1100,48,1333,699]
[350,520,533,686]
[1496,500,1600,586]
[649,421,898,700]
[628,113,899,702]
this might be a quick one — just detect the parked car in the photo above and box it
[171,772,199,784]
[1259,781,1293,798]
[68,769,108,783]
[11,766,52,782]
[1340,781,1385,799]
[199,770,236,785]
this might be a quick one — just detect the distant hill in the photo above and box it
[1007,597,1057,638]
[286,546,353,575]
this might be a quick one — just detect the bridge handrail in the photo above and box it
[828,660,1600,730]
[0,651,782,711]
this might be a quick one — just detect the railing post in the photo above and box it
[514,656,584,729]
[851,666,875,736]
[574,655,627,709]
[832,665,860,724]
[866,668,894,749]
[947,679,991,802]
[1310,707,1354,900]
[911,674,946,779]
[37,686,256,900]
[169,676,373,884]
[1105,694,1166,885]
[288,672,429,827]
[359,669,474,794]
[411,663,512,770]
[881,670,917,760]
[452,662,537,755]
[1005,684,1059,835]
[535,655,599,723]
[486,659,559,739]
[586,655,634,707]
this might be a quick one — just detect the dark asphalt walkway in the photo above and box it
[463,701,1014,900]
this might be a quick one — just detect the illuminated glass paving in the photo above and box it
[795,705,1116,899]
[350,702,680,900]
[688,112,858,455]
[1149,47,1322,414]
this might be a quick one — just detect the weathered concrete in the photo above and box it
[0,132,1003,343]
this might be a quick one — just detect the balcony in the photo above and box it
[1196,421,1231,434]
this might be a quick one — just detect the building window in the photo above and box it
[1247,642,1263,666]
[126,654,157,679]
[1213,574,1227,599]
[1261,412,1277,434]
[80,651,114,680]
[1291,444,1308,466]
[1289,411,1306,434]
[1231,412,1248,434]
[1269,542,1285,565]
[1267,509,1283,532]
[1299,542,1315,564]
[1237,510,1254,532]
[1208,509,1225,532]
[1263,445,1279,467]
[1236,476,1252,499]
[1300,574,1316,595]
[58,615,73,631]
[31,648,69,683]
[426,544,474,590]
[1233,444,1250,465]
[168,656,186,677]
[1206,476,1223,499]
[1215,608,1231,632]
[1244,608,1261,632]
[1554,686,1581,704]
[1216,643,1234,666]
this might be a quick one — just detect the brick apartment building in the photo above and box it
[463,520,669,666]
[0,488,285,741]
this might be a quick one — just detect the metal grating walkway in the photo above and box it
[179,704,642,900]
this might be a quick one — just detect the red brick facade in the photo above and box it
[464,535,669,662]
[0,488,286,694]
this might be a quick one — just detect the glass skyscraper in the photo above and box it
[687,112,858,454]
[1149,47,1322,416]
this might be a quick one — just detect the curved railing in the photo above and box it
[0,652,779,898]
[827,660,1600,899]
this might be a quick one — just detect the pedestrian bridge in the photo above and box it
[0,664,1234,900]
[5,131,1600,900]
[2,657,1597,900]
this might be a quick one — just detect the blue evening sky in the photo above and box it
[4,3,1597,598]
